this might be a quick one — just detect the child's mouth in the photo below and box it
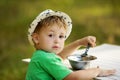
[52,46,59,49]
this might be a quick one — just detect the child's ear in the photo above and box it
[32,33,39,44]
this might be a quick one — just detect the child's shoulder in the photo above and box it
[35,50,55,56]
[31,50,56,61]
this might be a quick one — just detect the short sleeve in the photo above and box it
[39,53,72,80]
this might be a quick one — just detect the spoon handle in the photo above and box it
[84,43,91,54]
[81,43,91,57]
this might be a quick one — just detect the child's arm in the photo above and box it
[58,36,96,60]
[63,67,116,80]
[64,67,100,80]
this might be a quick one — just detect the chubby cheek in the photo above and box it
[60,41,65,49]
[39,37,51,47]
[56,42,64,54]
[44,39,52,46]
[62,41,65,46]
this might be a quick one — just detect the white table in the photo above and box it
[69,44,120,80]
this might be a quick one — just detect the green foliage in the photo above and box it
[0,0,120,80]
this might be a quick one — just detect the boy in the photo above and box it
[26,9,115,80]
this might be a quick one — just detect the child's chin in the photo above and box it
[52,50,61,54]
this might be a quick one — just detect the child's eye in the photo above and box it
[59,35,65,39]
[48,34,53,37]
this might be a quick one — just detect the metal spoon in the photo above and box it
[81,43,91,57]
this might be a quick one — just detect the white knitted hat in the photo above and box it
[28,9,72,45]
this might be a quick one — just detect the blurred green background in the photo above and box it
[0,0,120,80]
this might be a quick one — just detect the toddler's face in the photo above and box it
[36,24,66,54]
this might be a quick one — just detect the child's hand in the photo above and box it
[98,68,116,77]
[78,36,96,47]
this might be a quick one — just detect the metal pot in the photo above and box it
[68,55,97,70]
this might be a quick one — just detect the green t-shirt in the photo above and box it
[26,50,72,80]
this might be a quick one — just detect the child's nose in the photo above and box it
[54,37,60,43]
